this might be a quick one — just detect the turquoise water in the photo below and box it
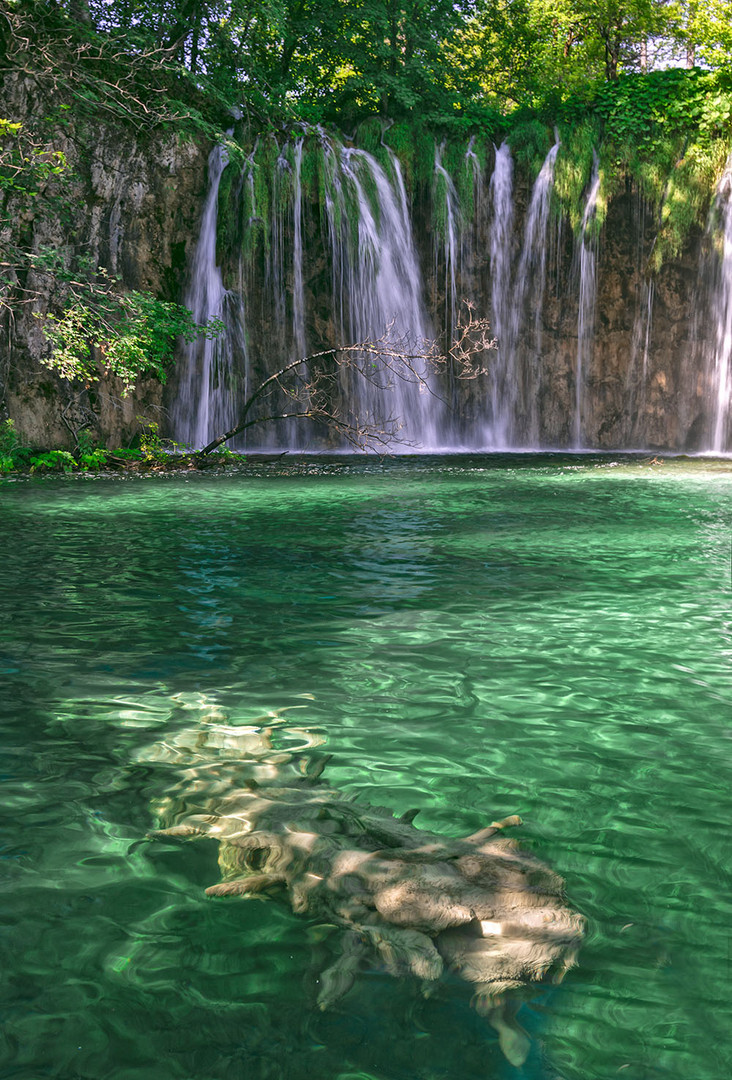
[1,454,731,1080]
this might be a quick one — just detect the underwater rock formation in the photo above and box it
[143,714,585,1067]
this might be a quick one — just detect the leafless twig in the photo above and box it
[198,303,495,456]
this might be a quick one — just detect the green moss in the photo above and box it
[412,125,438,189]
[273,141,294,215]
[300,137,320,202]
[553,120,601,235]
[381,120,416,183]
[215,95,732,281]
[354,117,383,155]
[652,143,728,269]
[506,119,553,178]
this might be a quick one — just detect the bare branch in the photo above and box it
[198,303,495,456]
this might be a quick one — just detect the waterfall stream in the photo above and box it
[710,159,732,452]
[172,143,240,449]
[510,139,560,446]
[484,142,515,447]
[433,143,461,343]
[575,153,600,449]
[337,147,441,448]
[292,138,307,359]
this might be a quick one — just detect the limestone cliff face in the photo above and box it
[0,70,207,448]
[419,173,714,452]
[2,94,724,453]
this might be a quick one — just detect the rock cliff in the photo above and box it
[0,69,207,448]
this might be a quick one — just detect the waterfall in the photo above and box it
[628,278,654,445]
[433,143,461,342]
[172,143,240,449]
[463,136,485,302]
[710,159,732,452]
[337,147,441,448]
[267,145,290,346]
[510,138,560,445]
[176,130,732,456]
[292,138,307,358]
[465,137,485,222]
[483,142,514,447]
[575,152,600,449]
[514,140,559,348]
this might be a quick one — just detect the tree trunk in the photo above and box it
[69,0,91,25]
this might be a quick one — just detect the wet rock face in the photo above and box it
[420,181,709,452]
[0,72,207,448]
[142,715,585,1068]
[203,159,711,453]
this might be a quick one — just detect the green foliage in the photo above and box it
[30,450,76,473]
[0,118,68,203]
[135,417,185,463]
[506,119,554,178]
[0,419,19,474]
[208,446,240,462]
[5,0,732,310]
[110,447,145,463]
[554,121,602,233]
[39,289,221,395]
[354,118,384,155]
[589,70,732,252]
[652,145,726,268]
[136,417,167,462]
[387,122,440,189]
[74,429,110,470]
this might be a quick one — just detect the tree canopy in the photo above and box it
[3,0,731,130]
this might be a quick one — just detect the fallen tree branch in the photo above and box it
[197,303,496,455]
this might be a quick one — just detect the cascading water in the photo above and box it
[433,143,461,342]
[483,142,514,447]
[709,159,732,452]
[336,147,441,448]
[513,141,559,349]
[292,138,307,359]
[267,145,290,347]
[465,137,484,222]
[463,136,485,301]
[507,138,560,446]
[172,143,241,449]
[627,278,654,445]
[172,129,732,455]
[575,152,600,449]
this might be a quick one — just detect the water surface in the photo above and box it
[1,454,730,1079]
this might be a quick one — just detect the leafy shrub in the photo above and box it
[0,419,18,474]
[75,429,110,470]
[29,450,76,473]
[110,447,144,462]
[39,286,222,395]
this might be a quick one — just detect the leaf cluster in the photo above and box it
[39,285,222,395]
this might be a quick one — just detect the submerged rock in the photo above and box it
[143,714,584,1067]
